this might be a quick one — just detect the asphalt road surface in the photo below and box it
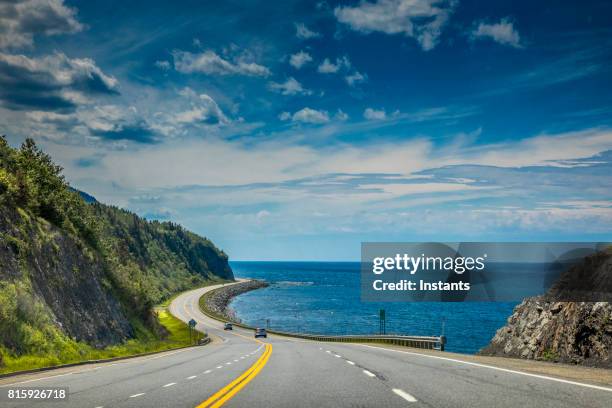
[2,282,611,407]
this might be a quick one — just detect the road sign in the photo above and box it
[189,319,197,328]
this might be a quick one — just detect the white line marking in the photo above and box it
[163,383,176,388]
[363,370,376,378]
[130,393,145,398]
[240,357,245,359]
[359,344,612,393]
[346,361,355,365]
[216,366,223,369]
[325,350,331,354]
[393,388,417,402]
[187,375,197,380]
[234,359,239,362]
[1,348,197,387]
[333,354,341,358]
[226,362,232,365]
[204,369,212,374]
[0,372,73,386]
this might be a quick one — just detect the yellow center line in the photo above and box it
[195,343,272,408]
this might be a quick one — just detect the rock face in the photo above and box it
[0,138,233,360]
[0,205,134,349]
[480,250,612,367]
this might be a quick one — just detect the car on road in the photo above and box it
[254,328,267,338]
[224,322,233,330]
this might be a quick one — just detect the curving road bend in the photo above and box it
[1,281,611,407]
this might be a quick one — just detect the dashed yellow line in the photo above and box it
[195,343,272,408]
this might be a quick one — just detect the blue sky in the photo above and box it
[0,0,611,260]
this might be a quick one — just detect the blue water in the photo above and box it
[229,262,518,354]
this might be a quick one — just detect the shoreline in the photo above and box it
[201,279,269,322]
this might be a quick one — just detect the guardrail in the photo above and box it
[199,287,446,351]
[259,331,446,351]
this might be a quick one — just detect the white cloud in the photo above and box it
[295,23,321,39]
[0,51,119,111]
[173,92,229,125]
[278,111,291,121]
[472,18,522,48]
[74,104,156,143]
[289,50,313,69]
[0,0,84,49]
[363,107,386,120]
[345,71,366,86]
[256,210,271,221]
[268,77,312,95]
[291,107,330,124]
[334,0,456,51]
[154,60,171,70]
[317,56,351,74]
[172,50,270,77]
[334,109,349,121]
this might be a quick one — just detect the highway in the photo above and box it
[1,281,612,407]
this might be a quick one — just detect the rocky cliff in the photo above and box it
[480,249,612,367]
[0,137,233,359]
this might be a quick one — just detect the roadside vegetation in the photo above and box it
[0,304,205,374]
[0,137,232,374]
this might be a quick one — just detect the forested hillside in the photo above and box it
[0,137,233,370]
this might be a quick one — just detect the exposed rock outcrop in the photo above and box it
[0,137,233,356]
[480,249,612,367]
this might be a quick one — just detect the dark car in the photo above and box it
[224,322,233,330]
[254,328,267,338]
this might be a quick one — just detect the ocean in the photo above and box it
[229,261,518,354]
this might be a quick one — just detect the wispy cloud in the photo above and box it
[295,22,321,39]
[471,18,522,48]
[334,0,456,51]
[172,49,270,77]
[317,56,350,74]
[268,77,312,95]
[289,50,313,69]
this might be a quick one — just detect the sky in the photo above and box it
[0,0,611,260]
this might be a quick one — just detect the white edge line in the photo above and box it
[130,393,145,398]
[393,388,417,402]
[362,370,375,377]
[204,370,212,374]
[346,360,355,365]
[187,375,197,379]
[359,344,612,393]
[163,382,176,387]
[1,372,73,386]
[1,348,194,387]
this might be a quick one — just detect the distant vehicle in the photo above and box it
[224,322,233,330]
[254,328,267,338]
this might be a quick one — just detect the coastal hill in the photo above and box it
[0,137,233,366]
[480,248,612,367]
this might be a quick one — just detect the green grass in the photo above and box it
[0,304,205,375]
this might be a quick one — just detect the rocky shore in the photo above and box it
[480,249,612,368]
[203,280,269,322]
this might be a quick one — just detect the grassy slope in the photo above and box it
[0,138,231,374]
[0,301,205,374]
